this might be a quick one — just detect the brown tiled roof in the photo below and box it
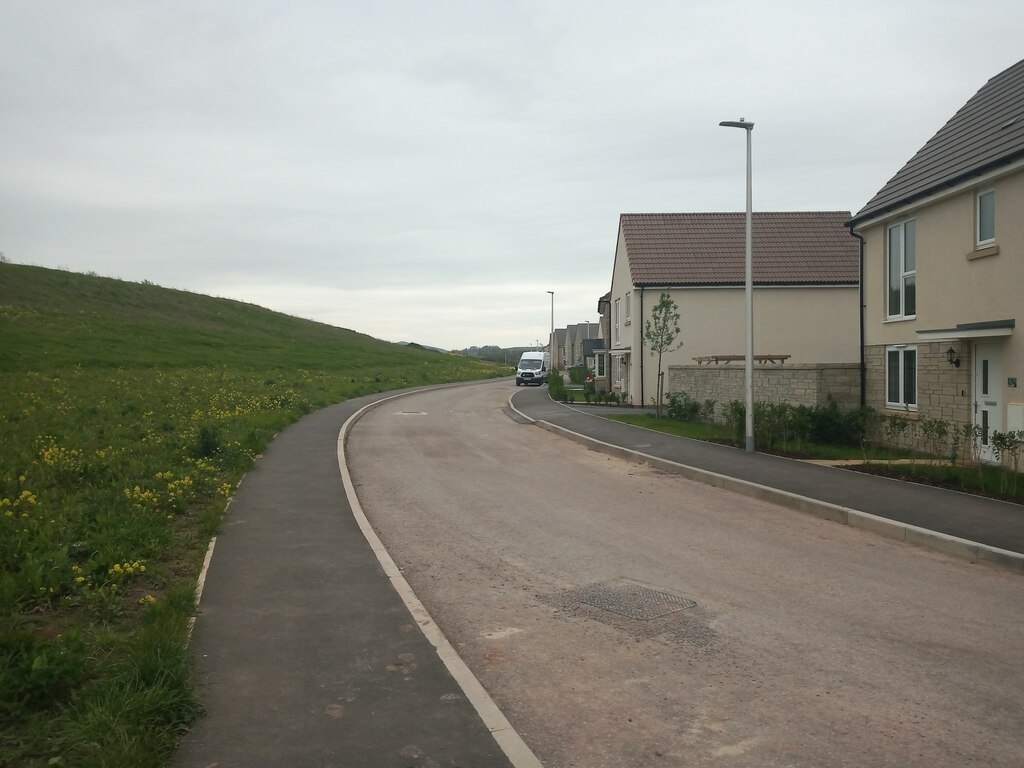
[619,211,858,286]
[851,58,1024,226]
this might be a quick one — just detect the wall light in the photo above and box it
[946,346,961,368]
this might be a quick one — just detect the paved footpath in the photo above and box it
[171,390,515,768]
[172,381,1023,768]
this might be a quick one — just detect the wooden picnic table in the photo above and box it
[692,354,791,365]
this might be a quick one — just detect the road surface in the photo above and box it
[346,380,1024,768]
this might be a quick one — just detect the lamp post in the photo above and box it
[547,290,555,363]
[719,118,755,452]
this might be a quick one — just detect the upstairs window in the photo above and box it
[625,291,632,322]
[887,219,916,319]
[976,189,995,247]
[614,298,621,343]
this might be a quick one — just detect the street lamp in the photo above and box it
[547,290,555,363]
[719,118,755,453]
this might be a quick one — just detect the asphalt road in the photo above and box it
[346,379,1024,768]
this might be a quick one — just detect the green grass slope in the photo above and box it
[0,262,503,767]
[0,262,457,372]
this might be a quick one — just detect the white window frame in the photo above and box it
[614,298,621,343]
[976,188,995,247]
[595,351,606,377]
[886,219,916,320]
[625,291,632,324]
[885,345,918,410]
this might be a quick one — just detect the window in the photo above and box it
[981,358,990,446]
[625,291,631,322]
[887,220,916,318]
[977,189,995,246]
[595,352,606,377]
[614,298,621,343]
[886,346,917,409]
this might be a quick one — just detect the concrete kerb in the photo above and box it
[508,394,1024,575]
[338,385,545,768]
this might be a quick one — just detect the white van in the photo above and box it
[515,351,550,386]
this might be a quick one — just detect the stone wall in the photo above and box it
[668,347,983,457]
[667,363,861,416]
[864,342,973,452]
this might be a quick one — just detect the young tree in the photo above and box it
[644,292,683,417]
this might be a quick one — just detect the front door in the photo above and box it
[613,353,629,396]
[974,341,1004,464]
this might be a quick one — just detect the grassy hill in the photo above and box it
[0,262,503,767]
[1,263,457,372]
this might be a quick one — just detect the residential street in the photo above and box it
[346,379,1024,768]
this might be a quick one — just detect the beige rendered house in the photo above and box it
[550,328,567,370]
[608,212,860,409]
[564,322,600,369]
[563,324,580,368]
[590,291,612,392]
[847,58,1024,462]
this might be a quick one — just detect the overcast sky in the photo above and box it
[2,2,1022,350]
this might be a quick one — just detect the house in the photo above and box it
[565,322,600,369]
[847,58,1024,462]
[578,322,600,368]
[565,323,578,367]
[589,292,612,392]
[550,327,568,370]
[608,211,860,410]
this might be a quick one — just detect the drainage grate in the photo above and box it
[577,580,696,620]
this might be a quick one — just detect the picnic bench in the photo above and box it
[692,354,791,365]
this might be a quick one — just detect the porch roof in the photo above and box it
[915,319,1015,341]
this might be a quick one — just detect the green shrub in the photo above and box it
[700,399,717,422]
[723,400,746,445]
[547,374,567,401]
[666,392,700,421]
[568,367,592,385]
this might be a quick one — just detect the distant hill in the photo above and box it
[455,345,538,363]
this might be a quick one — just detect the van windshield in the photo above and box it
[520,359,543,370]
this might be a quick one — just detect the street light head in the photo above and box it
[720,120,754,130]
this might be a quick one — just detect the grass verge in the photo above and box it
[604,413,1024,503]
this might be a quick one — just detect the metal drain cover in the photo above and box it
[577,580,696,620]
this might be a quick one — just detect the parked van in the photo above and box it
[515,351,550,386]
